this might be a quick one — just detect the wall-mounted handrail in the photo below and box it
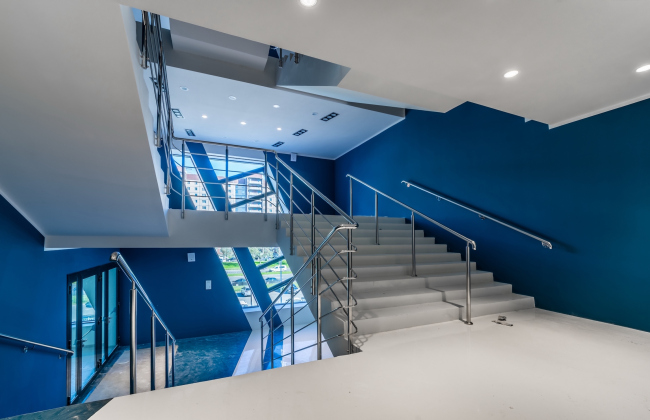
[402,180,552,249]
[110,252,176,393]
[0,333,73,355]
[347,174,475,325]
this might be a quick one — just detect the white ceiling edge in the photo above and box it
[0,184,45,236]
[331,118,406,160]
[548,92,650,129]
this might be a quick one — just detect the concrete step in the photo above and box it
[289,215,406,225]
[317,252,462,268]
[290,228,424,238]
[450,293,535,318]
[433,281,512,301]
[346,301,461,335]
[322,261,477,280]
[330,271,494,294]
[346,288,444,311]
[310,222,411,231]
[296,243,446,257]
[302,236,437,247]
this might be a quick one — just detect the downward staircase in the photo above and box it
[281,215,534,347]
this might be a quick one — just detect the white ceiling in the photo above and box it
[122,0,650,127]
[165,66,404,159]
[0,0,169,237]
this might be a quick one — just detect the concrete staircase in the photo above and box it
[278,214,534,352]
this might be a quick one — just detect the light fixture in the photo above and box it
[277,127,282,131]
[229,96,237,100]
[240,121,246,125]
[636,64,650,73]
[180,86,189,91]
[273,105,280,108]
[201,115,208,119]
[300,0,317,7]
[504,70,519,78]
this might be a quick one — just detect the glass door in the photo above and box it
[67,264,118,404]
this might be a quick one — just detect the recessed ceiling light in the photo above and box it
[300,0,317,7]
[240,121,246,125]
[201,115,208,119]
[636,64,650,73]
[273,105,280,108]
[504,70,519,78]
[180,86,189,91]
[229,96,237,100]
[277,127,282,131]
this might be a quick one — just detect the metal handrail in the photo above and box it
[402,180,553,249]
[347,174,476,325]
[110,252,176,393]
[0,333,73,356]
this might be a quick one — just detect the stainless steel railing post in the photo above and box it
[375,192,379,245]
[130,283,137,394]
[289,173,294,255]
[316,255,322,360]
[260,320,264,369]
[347,231,353,354]
[264,152,268,221]
[270,309,275,369]
[411,211,417,277]
[465,242,473,325]
[349,176,353,216]
[290,279,295,365]
[140,11,148,69]
[150,313,156,390]
[311,191,315,294]
[181,140,186,219]
[165,333,169,388]
[171,340,176,386]
[275,157,279,230]
[225,146,229,220]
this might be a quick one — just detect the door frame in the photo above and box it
[66,262,119,404]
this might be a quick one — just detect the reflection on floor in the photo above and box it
[234,323,334,376]
[3,399,111,420]
[84,331,250,402]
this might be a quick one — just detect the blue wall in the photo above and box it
[0,195,115,418]
[117,247,250,345]
[335,100,650,333]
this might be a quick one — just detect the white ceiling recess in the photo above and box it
[0,0,168,237]
[122,0,650,127]
[165,66,404,159]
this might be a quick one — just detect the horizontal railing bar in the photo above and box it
[347,175,476,250]
[402,180,552,249]
[0,333,73,355]
[172,135,274,153]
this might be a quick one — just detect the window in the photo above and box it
[216,248,257,308]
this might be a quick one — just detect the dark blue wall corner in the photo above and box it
[268,152,337,215]
[335,99,650,333]
[117,247,250,346]
[0,195,115,419]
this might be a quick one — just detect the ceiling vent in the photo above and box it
[293,129,308,136]
[272,141,284,147]
[172,108,184,118]
[185,129,195,136]
[320,112,339,122]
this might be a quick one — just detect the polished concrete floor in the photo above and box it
[3,399,111,420]
[89,309,650,419]
[85,331,250,402]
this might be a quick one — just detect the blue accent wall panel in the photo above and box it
[0,195,115,418]
[335,100,650,333]
[117,248,250,346]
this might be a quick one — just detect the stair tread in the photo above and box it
[352,269,493,283]
[450,293,533,307]
[434,281,510,292]
[354,288,442,300]
[353,301,457,319]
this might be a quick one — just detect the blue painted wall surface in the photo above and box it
[0,195,115,418]
[117,248,250,345]
[269,152,337,216]
[335,100,650,332]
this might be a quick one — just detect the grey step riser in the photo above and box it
[291,229,425,238]
[347,306,460,335]
[310,223,411,232]
[336,292,444,311]
[454,296,535,318]
[295,236,437,246]
[310,252,462,268]
[329,272,494,294]
[296,244,447,257]
[289,216,406,224]
[321,261,477,280]
[437,283,512,301]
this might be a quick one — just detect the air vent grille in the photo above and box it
[172,109,184,118]
[272,142,284,147]
[185,129,195,136]
[321,112,339,122]
[293,129,308,136]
